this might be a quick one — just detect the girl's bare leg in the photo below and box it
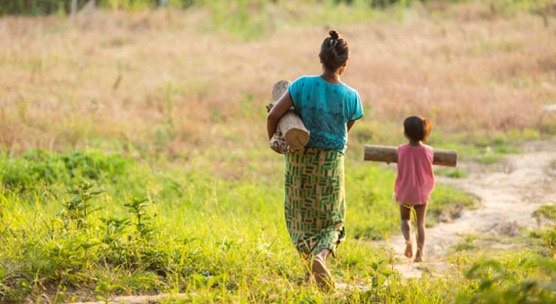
[399,205,413,258]
[413,204,428,262]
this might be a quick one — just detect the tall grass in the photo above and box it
[0,1,554,157]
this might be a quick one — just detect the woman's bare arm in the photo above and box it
[267,90,294,140]
[347,120,356,132]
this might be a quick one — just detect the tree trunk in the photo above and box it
[364,145,458,167]
[71,0,78,15]
[78,0,96,15]
[24,0,31,12]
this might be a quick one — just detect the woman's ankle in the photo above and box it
[315,248,331,260]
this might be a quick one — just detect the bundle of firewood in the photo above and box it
[267,80,310,154]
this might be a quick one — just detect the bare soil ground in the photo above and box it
[68,293,187,304]
[389,139,556,279]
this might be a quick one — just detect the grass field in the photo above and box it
[1,1,556,303]
[0,149,476,303]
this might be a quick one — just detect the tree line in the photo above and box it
[0,0,408,16]
[0,0,194,15]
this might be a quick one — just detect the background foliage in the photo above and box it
[1,0,553,15]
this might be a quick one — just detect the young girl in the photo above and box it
[394,116,434,263]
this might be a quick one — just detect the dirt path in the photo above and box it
[388,139,556,279]
[69,293,188,304]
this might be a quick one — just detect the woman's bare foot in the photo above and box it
[304,271,314,284]
[312,255,334,291]
[404,241,413,258]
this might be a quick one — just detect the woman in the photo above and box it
[267,30,363,289]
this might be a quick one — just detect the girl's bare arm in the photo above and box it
[267,90,293,140]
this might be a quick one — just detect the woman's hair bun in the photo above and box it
[320,30,349,72]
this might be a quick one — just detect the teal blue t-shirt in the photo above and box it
[288,76,363,153]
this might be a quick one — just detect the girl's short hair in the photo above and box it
[404,116,432,141]
[319,30,349,72]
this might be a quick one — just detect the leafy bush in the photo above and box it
[533,204,556,224]
[533,204,556,257]
[58,182,104,229]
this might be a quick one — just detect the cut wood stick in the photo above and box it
[279,109,310,149]
[364,145,458,167]
[269,80,310,150]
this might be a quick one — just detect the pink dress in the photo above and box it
[394,144,435,206]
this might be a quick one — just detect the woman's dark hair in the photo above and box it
[319,30,350,72]
[404,116,432,141]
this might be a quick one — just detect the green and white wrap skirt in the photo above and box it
[284,148,346,258]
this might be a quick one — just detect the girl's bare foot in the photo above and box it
[414,249,424,263]
[404,241,413,258]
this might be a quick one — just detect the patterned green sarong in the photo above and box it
[284,148,346,258]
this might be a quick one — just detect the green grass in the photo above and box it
[454,235,478,252]
[533,204,556,223]
[427,185,477,226]
[427,130,530,165]
[0,147,476,303]
[4,146,552,303]
[435,167,468,179]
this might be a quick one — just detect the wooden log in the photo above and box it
[279,109,310,149]
[364,145,458,167]
[272,80,290,102]
[268,80,310,152]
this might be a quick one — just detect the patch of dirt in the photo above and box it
[68,293,188,304]
[386,139,556,279]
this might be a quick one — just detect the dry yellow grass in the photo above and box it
[0,3,554,158]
